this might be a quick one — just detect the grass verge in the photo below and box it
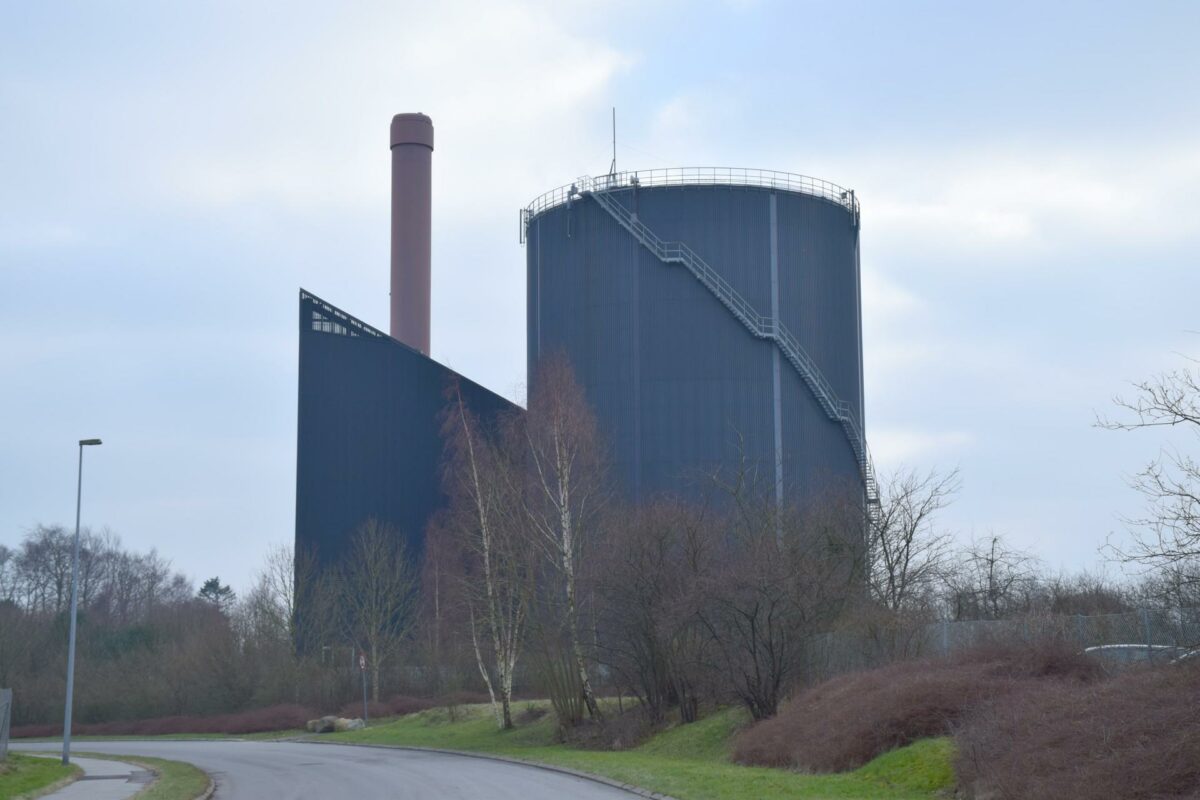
[325,703,955,800]
[16,729,303,744]
[76,753,210,800]
[0,753,80,800]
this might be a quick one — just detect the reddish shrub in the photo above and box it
[335,695,440,720]
[12,704,315,739]
[733,640,1102,772]
[559,707,656,751]
[388,695,437,716]
[438,690,490,707]
[956,662,1200,800]
[11,722,58,738]
[337,700,392,720]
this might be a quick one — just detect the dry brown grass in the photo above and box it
[12,703,315,738]
[337,694,440,719]
[956,660,1200,800]
[732,640,1101,772]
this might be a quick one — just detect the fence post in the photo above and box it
[0,688,12,761]
[1141,608,1153,661]
[1076,614,1087,649]
[941,619,950,656]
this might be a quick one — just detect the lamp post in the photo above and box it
[62,438,101,766]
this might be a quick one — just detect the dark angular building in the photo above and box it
[295,289,514,567]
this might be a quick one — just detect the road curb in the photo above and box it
[195,777,216,800]
[296,738,680,800]
[75,751,215,800]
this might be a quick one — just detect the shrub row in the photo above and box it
[13,703,315,738]
[733,641,1103,772]
[956,660,1200,800]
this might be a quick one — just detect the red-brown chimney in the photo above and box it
[389,113,433,354]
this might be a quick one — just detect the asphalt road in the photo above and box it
[15,740,643,799]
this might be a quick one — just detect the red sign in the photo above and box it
[359,653,366,671]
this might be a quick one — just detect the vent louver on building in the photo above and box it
[302,290,388,341]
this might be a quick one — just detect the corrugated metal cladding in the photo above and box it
[295,290,515,571]
[527,183,864,505]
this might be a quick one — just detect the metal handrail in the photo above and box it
[579,179,879,514]
[525,167,859,220]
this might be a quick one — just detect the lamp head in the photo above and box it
[79,439,102,446]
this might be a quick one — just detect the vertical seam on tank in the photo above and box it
[632,211,641,503]
[854,229,864,438]
[770,193,784,515]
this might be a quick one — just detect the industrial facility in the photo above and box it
[295,114,875,572]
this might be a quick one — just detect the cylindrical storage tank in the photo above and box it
[525,169,867,508]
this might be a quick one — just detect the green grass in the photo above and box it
[76,753,209,800]
[0,753,80,800]
[325,702,956,800]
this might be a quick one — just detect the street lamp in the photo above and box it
[62,438,101,766]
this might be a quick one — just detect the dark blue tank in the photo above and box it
[524,169,871,508]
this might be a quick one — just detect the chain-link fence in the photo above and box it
[1,688,12,760]
[802,607,1200,683]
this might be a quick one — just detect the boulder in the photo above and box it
[334,717,365,732]
[308,715,338,734]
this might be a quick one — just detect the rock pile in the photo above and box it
[305,715,365,733]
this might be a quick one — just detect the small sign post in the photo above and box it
[359,652,368,726]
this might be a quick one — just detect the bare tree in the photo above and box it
[592,500,716,723]
[696,458,864,720]
[0,544,14,603]
[945,534,1040,620]
[519,354,608,721]
[439,384,531,729]
[336,519,419,702]
[1100,362,1200,587]
[869,467,959,612]
[255,544,296,636]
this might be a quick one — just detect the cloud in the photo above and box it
[851,144,1200,261]
[156,1,635,216]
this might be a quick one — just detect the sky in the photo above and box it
[2,0,1198,593]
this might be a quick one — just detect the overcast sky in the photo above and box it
[3,0,1198,592]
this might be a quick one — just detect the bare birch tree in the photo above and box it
[337,519,418,702]
[519,354,607,721]
[439,383,531,729]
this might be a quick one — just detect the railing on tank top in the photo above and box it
[523,167,859,222]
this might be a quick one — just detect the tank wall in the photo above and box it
[528,183,863,505]
[776,191,863,429]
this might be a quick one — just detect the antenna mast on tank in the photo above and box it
[608,107,616,177]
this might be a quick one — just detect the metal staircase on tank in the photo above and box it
[574,175,880,521]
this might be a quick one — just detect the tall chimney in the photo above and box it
[389,113,433,354]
